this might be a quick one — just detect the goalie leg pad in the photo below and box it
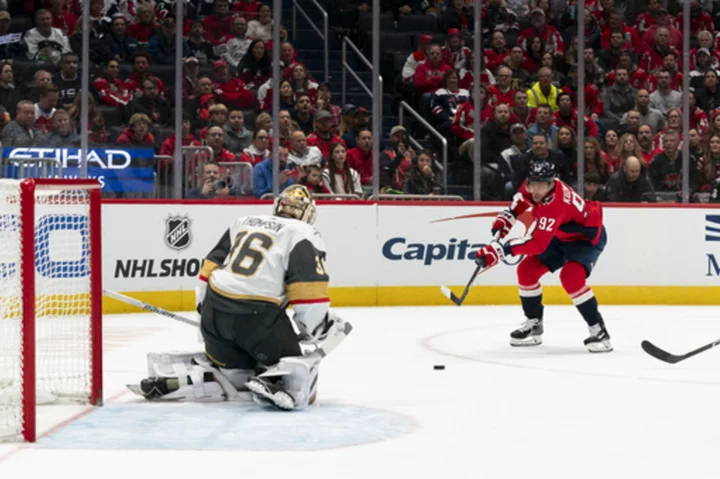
[247,355,321,410]
[130,352,252,401]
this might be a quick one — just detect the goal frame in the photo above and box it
[18,178,103,442]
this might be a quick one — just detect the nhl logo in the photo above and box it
[165,215,192,251]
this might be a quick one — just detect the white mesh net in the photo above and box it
[0,180,96,441]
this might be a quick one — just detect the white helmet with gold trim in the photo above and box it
[273,184,317,224]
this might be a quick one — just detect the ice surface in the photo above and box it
[0,305,719,479]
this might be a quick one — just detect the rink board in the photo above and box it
[100,201,720,312]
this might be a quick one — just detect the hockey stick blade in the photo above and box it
[641,339,720,364]
[440,285,464,306]
[440,264,486,306]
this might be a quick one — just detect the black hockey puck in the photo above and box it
[433,364,446,370]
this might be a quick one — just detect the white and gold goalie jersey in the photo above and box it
[199,215,329,327]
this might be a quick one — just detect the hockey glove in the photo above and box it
[491,210,516,240]
[195,282,207,315]
[475,241,506,269]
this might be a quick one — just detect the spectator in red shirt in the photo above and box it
[206,125,239,163]
[127,3,157,44]
[606,50,649,90]
[160,115,201,158]
[301,164,332,194]
[288,63,319,102]
[117,113,155,146]
[642,13,682,52]
[487,66,515,107]
[554,91,600,138]
[509,90,536,127]
[93,59,131,107]
[414,43,452,96]
[49,0,77,36]
[452,85,494,143]
[124,51,167,100]
[401,34,434,85]
[646,52,683,92]
[347,128,374,185]
[307,110,345,161]
[233,0,260,19]
[600,9,641,53]
[442,28,471,70]
[637,124,659,165]
[597,30,631,71]
[562,66,603,121]
[675,0,714,40]
[239,129,270,166]
[634,0,664,37]
[517,8,564,60]
[211,59,256,110]
[199,104,229,140]
[484,31,509,73]
[642,27,682,74]
[203,0,233,45]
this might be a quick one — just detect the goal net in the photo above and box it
[0,179,102,442]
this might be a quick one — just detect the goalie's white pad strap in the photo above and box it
[193,354,239,400]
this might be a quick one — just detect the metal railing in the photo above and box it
[261,192,362,200]
[1,157,63,179]
[218,161,254,197]
[341,37,383,106]
[397,101,448,192]
[292,0,329,82]
[154,155,173,198]
[182,146,215,193]
[377,194,464,201]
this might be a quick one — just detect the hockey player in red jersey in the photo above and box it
[475,158,612,352]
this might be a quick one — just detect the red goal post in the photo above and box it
[0,179,103,443]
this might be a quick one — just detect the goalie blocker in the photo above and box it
[129,185,352,410]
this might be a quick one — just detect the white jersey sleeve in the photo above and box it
[199,215,330,333]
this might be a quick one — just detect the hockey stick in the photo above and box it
[440,264,489,306]
[104,289,200,327]
[103,289,351,357]
[440,233,500,306]
[641,338,720,364]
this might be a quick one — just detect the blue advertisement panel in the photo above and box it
[1,147,157,193]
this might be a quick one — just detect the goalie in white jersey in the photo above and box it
[130,185,351,410]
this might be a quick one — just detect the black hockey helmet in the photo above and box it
[527,160,556,183]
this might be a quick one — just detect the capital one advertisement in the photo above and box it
[101,203,720,296]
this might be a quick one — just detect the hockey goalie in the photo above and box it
[128,185,351,410]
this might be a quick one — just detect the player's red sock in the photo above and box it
[560,261,600,327]
[517,256,549,319]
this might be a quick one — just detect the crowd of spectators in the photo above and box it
[0,0,418,198]
[372,0,720,201]
[1,1,719,201]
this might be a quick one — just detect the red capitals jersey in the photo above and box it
[507,179,604,257]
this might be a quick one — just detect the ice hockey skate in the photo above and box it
[510,318,543,346]
[584,322,613,353]
[245,377,296,411]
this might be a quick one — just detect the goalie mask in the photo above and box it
[273,184,317,224]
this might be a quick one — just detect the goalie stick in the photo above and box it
[440,233,499,306]
[103,289,350,357]
[641,338,720,364]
